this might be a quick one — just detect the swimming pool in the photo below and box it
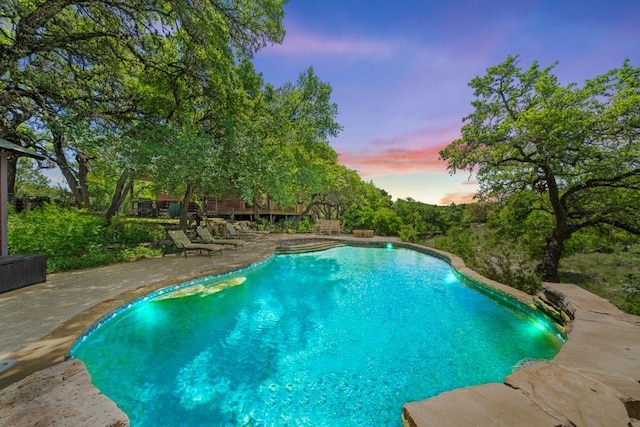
[71,245,564,426]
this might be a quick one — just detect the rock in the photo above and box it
[403,383,565,427]
[553,310,640,418]
[0,359,128,427]
[505,362,630,427]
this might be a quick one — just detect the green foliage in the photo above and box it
[622,295,640,316]
[392,198,467,244]
[433,221,542,294]
[440,55,640,280]
[273,217,315,234]
[1,0,287,216]
[14,157,52,198]
[621,279,640,316]
[109,218,167,244]
[560,245,640,315]
[372,208,403,236]
[342,205,375,231]
[474,247,542,295]
[8,205,163,272]
[343,204,404,236]
[565,227,640,256]
[399,224,422,244]
[433,224,479,266]
[294,217,315,233]
[486,194,554,259]
[9,204,105,258]
[433,214,638,303]
[463,202,495,224]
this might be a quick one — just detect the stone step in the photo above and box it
[275,240,343,254]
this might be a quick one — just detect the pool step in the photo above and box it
[276,240,343,254]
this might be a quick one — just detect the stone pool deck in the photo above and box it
[0,234,639,426]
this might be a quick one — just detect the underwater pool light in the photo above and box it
[385,243,394,249]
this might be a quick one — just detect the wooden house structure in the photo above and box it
[133,194,307,222]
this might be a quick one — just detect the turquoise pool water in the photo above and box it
[71,246,564,426]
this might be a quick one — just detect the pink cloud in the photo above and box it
[264,26,397,58]
[439,191,476,205]
[339,145,446,176]
[338,125,461,176]
[366,124,461,149]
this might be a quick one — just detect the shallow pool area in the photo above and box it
[71,246,564,426]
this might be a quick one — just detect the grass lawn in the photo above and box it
[560,248,640,315]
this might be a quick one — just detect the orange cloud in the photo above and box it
[338,125,462,176]
[439,191,476,205]
[339,146,446,176]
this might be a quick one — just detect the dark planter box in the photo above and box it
[0,255,47,293]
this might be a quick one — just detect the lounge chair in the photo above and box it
[195,226,244,250]
[239,222,269,235]
[225,222,254,239]
[166,229,224,257]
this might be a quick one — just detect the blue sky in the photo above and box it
[252,0,640,204]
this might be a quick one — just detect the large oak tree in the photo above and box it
[0,0,286,204]
[440,56,640,281]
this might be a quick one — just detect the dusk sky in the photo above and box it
[252,0,640,205]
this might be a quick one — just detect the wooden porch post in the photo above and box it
[1,150,8,256]
[0,138,46,257]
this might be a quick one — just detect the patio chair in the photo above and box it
[195,226,245,250]
[225,222,255,239]
[239,221,269,235]
[166,229,224,257]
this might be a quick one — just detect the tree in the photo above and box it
[0,0,286,205]
[218,65,342,220]
[440,56,640,281]
[14,157,51,198]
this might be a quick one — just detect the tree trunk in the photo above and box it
[52,130,90,208]
[252,195,260,220]
[6,155,17,203]
[179,182,195,231]
[537,234,564,282]
[292,199,320,226]
[76,152,90,208]
[104,170,131,225]
[538,170,568,282]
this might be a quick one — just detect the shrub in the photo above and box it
[295,217,314,233]
[372,208,403,236]
[8,205,162,272]
[475,248,542,295]
[8,204,107,259]
[433,225,479,267]
[342,205,375,231]
[399,224,421,243]
[109,218,166,244]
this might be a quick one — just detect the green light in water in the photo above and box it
[132,302,166,329]
[527,315,562,340]
[531,320,547,332]
[445,271,457,284]
[385,243,394,249]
